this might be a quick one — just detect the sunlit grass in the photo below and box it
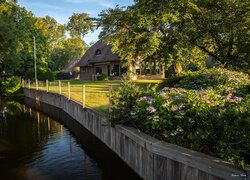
[29,79,164,113]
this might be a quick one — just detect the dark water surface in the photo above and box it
[0,97,141,180]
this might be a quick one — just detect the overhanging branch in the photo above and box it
[195,44,222,63]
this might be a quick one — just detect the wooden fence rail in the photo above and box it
[22,79,112,111]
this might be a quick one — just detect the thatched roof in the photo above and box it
[62,59,80,73]
[76,40,120,67]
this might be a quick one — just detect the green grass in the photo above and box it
[28,79,165,113]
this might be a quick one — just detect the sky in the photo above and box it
[17,0,134,45]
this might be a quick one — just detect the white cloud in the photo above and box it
[65,0,113,8]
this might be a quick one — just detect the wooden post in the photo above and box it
[59,80,62,95]
[68,81,70,100]
[82,84,85,108]
[36,79,38,90]
[28,80,30,89]
[21,79,24,88]
[109,85,112,113]
[46,80,49,92]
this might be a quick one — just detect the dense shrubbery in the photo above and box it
[0,76,21,95]
[110,80,151,125]
[110,68,250,167]
[26,67,55,81]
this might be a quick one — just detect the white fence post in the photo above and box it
[82,84,85,108]
[36,79,38,90]
[21,79,24,88]
[68,81,70,100]
[59,80,62,95]
[46,80,49,92]
[109,85,112,113]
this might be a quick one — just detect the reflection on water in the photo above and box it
[0,98,141,180]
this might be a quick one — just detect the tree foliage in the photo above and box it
[50,37,86,71]
[0,1,91,78]
[98,0,250,69]
[66,13,94,39]
[35,16,65,51]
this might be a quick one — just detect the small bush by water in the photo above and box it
[110,68,250,167]
[0,76,21,95]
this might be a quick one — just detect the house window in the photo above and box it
[95,49,101,56]
[81,67,86,73]
[81,67,90,73]
[112,64,120,76]
[136,69,141,75]
[96,67,102,75]
[156,68,160,74]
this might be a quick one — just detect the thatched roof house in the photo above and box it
[77,41,120,67]
[77,40,165,80]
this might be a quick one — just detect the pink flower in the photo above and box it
[138,96,154,104]
[138,96,147,101]
[232,96,243,101]
[160,91,166,97]
[171,103,185,111]
[147,106,156,113]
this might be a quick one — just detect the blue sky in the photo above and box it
[18,0,134,44]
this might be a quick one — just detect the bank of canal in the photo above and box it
[0,97,141,180]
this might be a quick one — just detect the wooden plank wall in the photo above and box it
[24,89,248,180]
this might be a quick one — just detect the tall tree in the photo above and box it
[35,16,65,50]
[0,1,65,76]
[50,37,86,71]
[98,6,162,66]
[98,0,250,69]
[66,13,94,40]
[0,1,37,75]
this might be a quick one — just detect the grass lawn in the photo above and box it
[28,79,165,113]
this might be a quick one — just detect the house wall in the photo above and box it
[94,64,108,75]
[80,61,166,81]
[80,66,93,80]
[135,63,165,80]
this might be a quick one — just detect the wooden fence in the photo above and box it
[23,88,249,180]
[22,79,114,113]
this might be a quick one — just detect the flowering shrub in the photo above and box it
[136,87,250,167]
[110,68,250,167]
[110,79,151,125]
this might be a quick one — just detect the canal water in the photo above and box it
[0,97,141,180]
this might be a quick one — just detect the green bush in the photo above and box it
[99,73,108,81]
[42,68,54,81]
[25,67,55,81]
[1,76,21,95]
[110,79,151,125]
[110,68,250,167]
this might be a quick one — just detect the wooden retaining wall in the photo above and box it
[23,88,248,180]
